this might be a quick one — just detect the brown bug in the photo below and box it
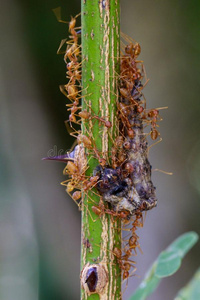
[92,203,130,220]
[79,110,112,128]
[113,246,137,281]
[43,144,88,206]
[83,175,99,192]
[148,109,160,140]
[124,212,143,255]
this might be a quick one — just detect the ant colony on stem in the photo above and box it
[45,9,165,292]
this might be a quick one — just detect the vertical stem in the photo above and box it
[81,0,121,299]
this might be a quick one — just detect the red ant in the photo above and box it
[147,109,160,140]
[57,13,83,126]
[78,110,112,128]
[92,203,130,220]
[113,247,136,280]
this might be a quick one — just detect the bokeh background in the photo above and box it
[0,0,200,299]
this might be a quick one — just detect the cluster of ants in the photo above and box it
[57,12,82,125]
[88,33,161,281]
[50,13,164,286]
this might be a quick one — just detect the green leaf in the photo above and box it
[155,250,181,277]
[128,232,198,300]
[175,267,200,300]
[129,263,160,300]
[155,232,199,278]
[167,232,199,258]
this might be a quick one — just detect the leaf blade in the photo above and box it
[128,232,199,300]
[175,267,200,300]
[156,232,198,278]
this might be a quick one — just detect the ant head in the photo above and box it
[125,43,134,55]
[134,42,141,56]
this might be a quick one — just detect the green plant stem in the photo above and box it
[81,0,121,299]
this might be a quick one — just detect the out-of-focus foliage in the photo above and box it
[175,267,200,300]
[129,232,199,300]
[155,232,198,277]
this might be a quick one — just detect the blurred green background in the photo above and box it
[0,0,200,299]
